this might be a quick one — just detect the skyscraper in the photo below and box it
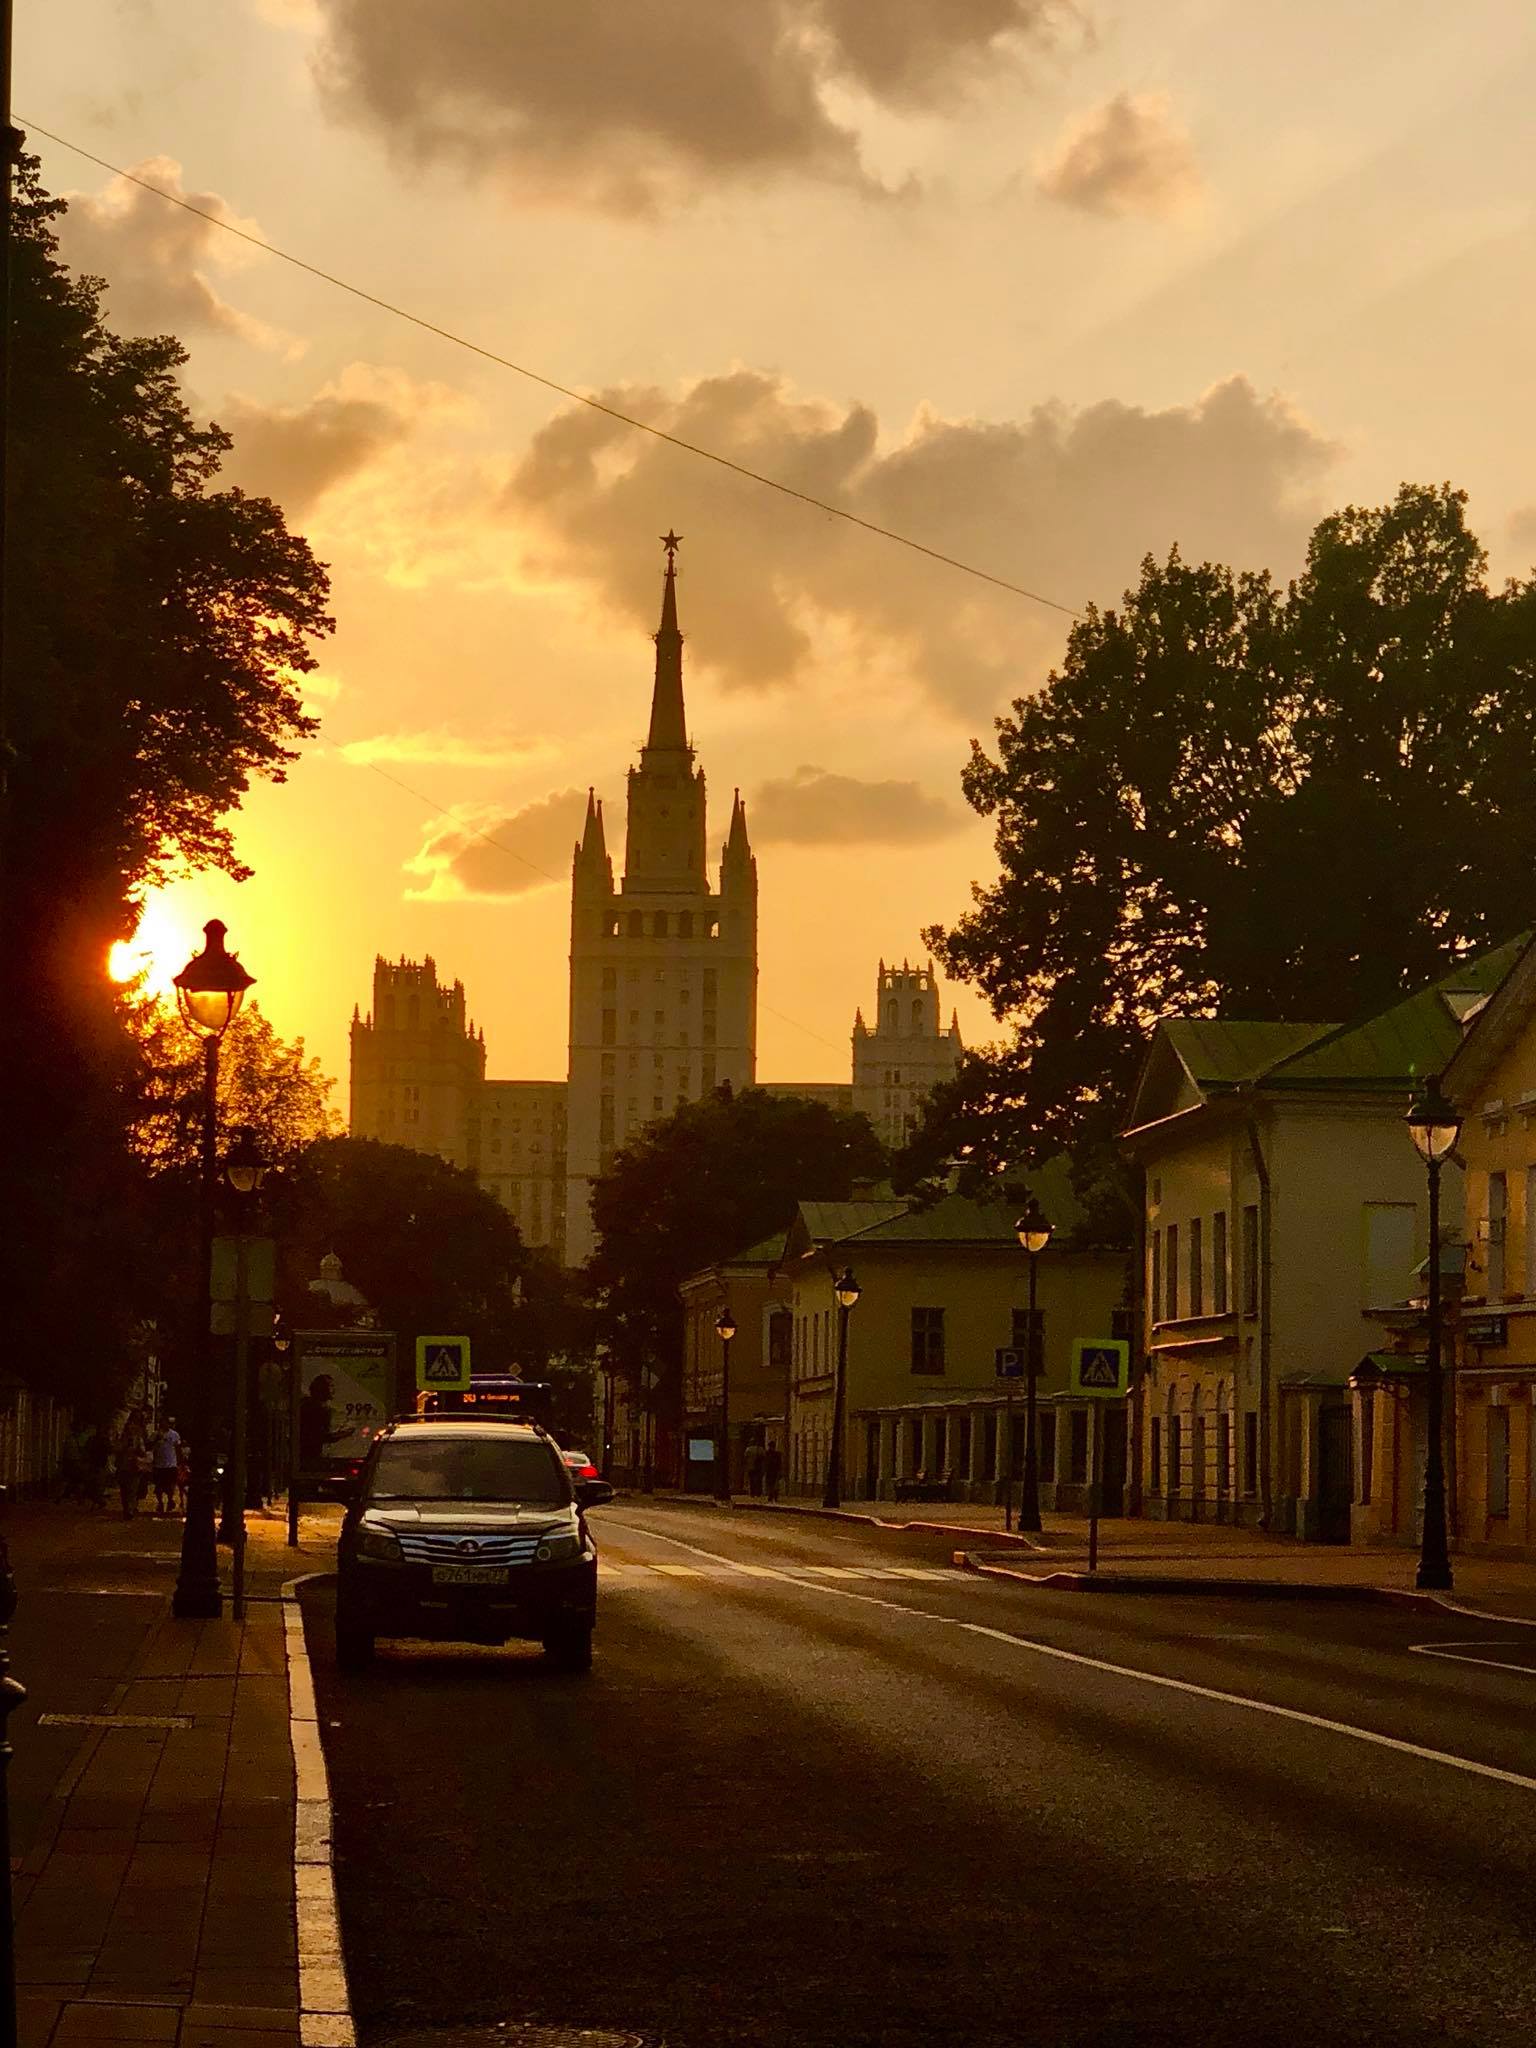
[563,535,758,1262]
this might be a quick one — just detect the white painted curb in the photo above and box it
[283,1573,356,2048]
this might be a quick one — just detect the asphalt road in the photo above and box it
[304,1501,1536,2048]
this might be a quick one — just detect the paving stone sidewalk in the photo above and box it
[12,1506,338,2048]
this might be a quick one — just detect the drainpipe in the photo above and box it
[1243,1110,1274,1533]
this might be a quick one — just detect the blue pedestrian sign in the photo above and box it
[1070,1338,1130,1399]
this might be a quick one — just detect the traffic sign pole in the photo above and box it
[1088,1403,1102,1573]
[1002,1385,1014,1533]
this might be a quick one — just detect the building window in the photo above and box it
[1242,1412,1258,1495]
[1110,1306,1135,1345]
[1167,1414,1183,1493]
[1488,1171,1508,1300]
[678,911,693,939]
[1150,1228,1162,1325]
[1242,1206,1260,1315]
[1189,1217,1204,1317]
[1149,1417,1162,1491]
[601,1010,616,1046]
[1216,1411,1231,1495]
[910,1307,945,1374]
[1212,1212,1228,1316]
[1011,1306,1044,1377]
[1165,1225,1179,1322]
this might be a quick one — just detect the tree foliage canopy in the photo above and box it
[0,157,332,1398]
[589,1087,886,1407]
[926,485,1536,1166]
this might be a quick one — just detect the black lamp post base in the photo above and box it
[171,1582,223,1620]
[1415,1555,1454,1592]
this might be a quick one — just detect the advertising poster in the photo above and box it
[295,1332,396,1469]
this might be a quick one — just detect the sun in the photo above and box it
[107,894,199,998]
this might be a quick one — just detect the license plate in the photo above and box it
[431,1564,509,1586]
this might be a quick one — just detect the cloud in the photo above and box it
[59,156,292,349]
[405,788,588,901]
[751,766,962,845]
[1507,506,1536,558]
[504,367,1337,718]
[311,0,1070,214]
[340,729,552,770]
[218,365,458,514]
[1035,91,1201,219]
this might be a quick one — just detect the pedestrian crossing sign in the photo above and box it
[416,1335,472,1391]
[1070,1338,1130,1399]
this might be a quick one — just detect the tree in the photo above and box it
[588,1086,886,1432]
[926,485,1536,1165]
[270,1138,526,1373]
[0,157,332,1402]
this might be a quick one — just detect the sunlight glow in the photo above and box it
[106,894,199,998]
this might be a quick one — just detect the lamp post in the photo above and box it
[822,1268,861,1510]
[1014,1198,1053,1535]
[275,1318,302,1548]
[171,919,253,1620]
[714,1308,737,1503]
[1407,1078,1461,1592]
[220,1131,267,1619]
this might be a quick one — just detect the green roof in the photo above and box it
[1162,1018,1335,1087]
[725,1232,788,1269]
[795,1200,909,1244]
[1268,939,1526,1088]
[845,1193,1021,1246]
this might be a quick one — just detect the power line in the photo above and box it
[24,120,1084,623]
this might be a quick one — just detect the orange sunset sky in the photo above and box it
[26,0,1536,1096]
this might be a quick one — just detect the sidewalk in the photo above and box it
[669,1493,1536,1620]
[8,1503,342,2048]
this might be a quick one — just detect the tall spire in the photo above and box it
[646,530,688,753]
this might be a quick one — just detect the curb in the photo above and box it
[953,1552,1464,1612]
[641,1492,1045,1549]
[283,1572,356,2048]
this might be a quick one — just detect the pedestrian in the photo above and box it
[114,1408,149,1520]
[763,1443,782,1503]
[150,1417,182,1517]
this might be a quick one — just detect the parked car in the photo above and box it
[334,1415,613,1673]
[560,1447,601,1485]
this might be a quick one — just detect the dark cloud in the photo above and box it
[505,368,1337,718]
[219,378,417,514]
[312,0,1070,214]
[58,157,283,346]
[406,788,588,901]
[752,766,962,845]
[1036,91,1201,219]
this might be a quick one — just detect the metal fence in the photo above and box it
[0,1380,71,1495]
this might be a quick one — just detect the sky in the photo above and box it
[23,0,1536,1095]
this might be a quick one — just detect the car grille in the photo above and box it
[394,1530,546,1568]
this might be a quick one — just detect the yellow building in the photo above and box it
[773,1189,1127,1506]
[1436,932,1536,1556]
[1122,944,1520,1541]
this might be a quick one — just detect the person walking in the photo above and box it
[114,1409,149,1520]
[763,1442,782,1503]
[150,1417,182,1517]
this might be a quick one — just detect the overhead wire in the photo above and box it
[24,121,1084,622]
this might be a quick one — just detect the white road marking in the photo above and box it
[1409,1640,1536,1678]
[606,1520,1536,1798]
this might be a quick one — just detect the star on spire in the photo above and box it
[661,529,683,564]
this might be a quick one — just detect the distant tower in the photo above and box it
[349,956,486,1169]
[851,959,963,1150]
[564,534,758,1263]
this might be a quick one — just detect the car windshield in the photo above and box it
[368,1436,571,1505]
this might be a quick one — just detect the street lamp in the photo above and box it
[217,1132,268,1595]
[1014,1197,1053,1534]
[274,1318,306,1549]
[714,1307,737,1503]
[1406,1077,1461,1592]
[171,920,253,1620]
[822,1268,861,1509]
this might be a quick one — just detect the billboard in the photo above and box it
[294,1332,396,1469]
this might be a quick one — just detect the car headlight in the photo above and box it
[358,1526,402,1563]
[535,1531,583,1564]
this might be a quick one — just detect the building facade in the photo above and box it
[563,542,758,1264]
[852,961,964,1150]
[349,956,486,1172]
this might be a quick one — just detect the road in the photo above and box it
[304,1501,1536,2048]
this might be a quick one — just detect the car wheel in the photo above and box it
[542,1622,593,1673]
[335,1613,375,1671]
